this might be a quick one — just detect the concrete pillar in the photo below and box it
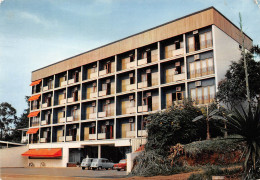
[98,145,101,158]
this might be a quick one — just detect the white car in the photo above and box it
[90,158,114,170]
[81,158,94,170]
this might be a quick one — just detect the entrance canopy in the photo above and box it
[22,148,62,157]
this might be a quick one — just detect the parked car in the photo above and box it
[81,158,94,170]
[90,158,114,170]
[113,159,127,171]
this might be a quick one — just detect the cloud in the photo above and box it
[19,11,49,27]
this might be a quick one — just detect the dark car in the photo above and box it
[113,159,127,171]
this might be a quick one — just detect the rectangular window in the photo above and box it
[199,33,206,49]
[190,62,195,78]
[188,37,194,52]
[206,31,212,48]
[209,85,215,102]
[195,61,201,77]
[201,59,207,76]
[208,58,214,74]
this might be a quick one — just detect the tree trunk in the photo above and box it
[224,121,228,138]
[206,118,210,140]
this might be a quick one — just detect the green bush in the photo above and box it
[145,99,206,155]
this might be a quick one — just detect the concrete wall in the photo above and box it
[0,146,28,167]
[212,25,242,90]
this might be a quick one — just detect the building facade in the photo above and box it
[22,7,252,167]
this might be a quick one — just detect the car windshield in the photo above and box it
[92,159,98,162]
[119,160,126,163]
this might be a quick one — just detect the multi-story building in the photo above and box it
[21,7,252,167]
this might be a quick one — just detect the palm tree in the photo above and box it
[225,102,260,172]
[192,103,221,140]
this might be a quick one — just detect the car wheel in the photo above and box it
[105,168,108,170]
[92,168,96,170]
[117,169,120,171]
[82,167,85,170]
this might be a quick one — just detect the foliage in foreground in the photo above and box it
[216,45,260,108]
[188,166,243,180]
[224,102,260,172]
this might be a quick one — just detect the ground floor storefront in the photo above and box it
[23,138,146,167]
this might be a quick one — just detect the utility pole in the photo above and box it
[239,13,251,103]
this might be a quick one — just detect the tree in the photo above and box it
[0,102,18,140]
[11,96,30,143]
[217,46,260,108]
[224,101,260,178]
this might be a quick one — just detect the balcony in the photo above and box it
[138,130,148,137]
[89,134,96,140]
[126,61,135,69]
[59,117,66,123]
[67,97,74,103]
[59,136,65,142]
[126,131,135,138]
[99,90,107,97]
[90,92,97,99]
[138,81,148,89]
[42,103,48,108]
[172,48,184,57]
[98,112,106,118]
[21,137,28,143]
[41,120,47,125]
[61,81,67,87]
[126,84,136,91]
[166,73,185,83]
[89,113,96,119]
[60,99,66,105]
[99,69,107,76]
[138,58,147,66]
[43,86,49,91]
[138,105,148,112]
[66,136,73,141]
[126,107,136,114]
[67,116,74,122]
[90,72,98,79]
[68,79,75,85]
[98,133,106,139]
[40,138,47,143]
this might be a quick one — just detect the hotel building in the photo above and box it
[21,7,252,167]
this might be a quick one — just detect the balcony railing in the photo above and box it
[138,58,147,66]
[61,81,67,87]
[98,133,106,139]
[89,72,98,79]
[126,61,135,69]
[126,107,136,114]
[42,103,48,108]
[98,111,106,118]
[126,84,136,91]
[190,66,214,79]
[60,99,66,105]
[68,79,75,85]
[126,131,135,138]
[66,136,73,141]
[40,138,47,143]
[138,81,148,89]
[89,113,96,119]
[41,120,47,125]
[99,90,107,97]
[90,92,97,99]
[89,134,96,140]
[21,137,28,143]
[138,105,148,112]
[138,130,148,137]
[59,117,66,123]
[43,86,49,91]
[166,73,185,83]
[99,69,107,76]
[58,136,65,142]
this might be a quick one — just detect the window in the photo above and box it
[105,61,111,73]
[129,73,134,84]
[188,37,195,52]
[130,123,135,131]
[190,85,215,104]
[189,58,214,78]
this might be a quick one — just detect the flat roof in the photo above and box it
[31,6,253,81]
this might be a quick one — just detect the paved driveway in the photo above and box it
[0,167,127,180]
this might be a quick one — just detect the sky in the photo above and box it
[0,0,260,117]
